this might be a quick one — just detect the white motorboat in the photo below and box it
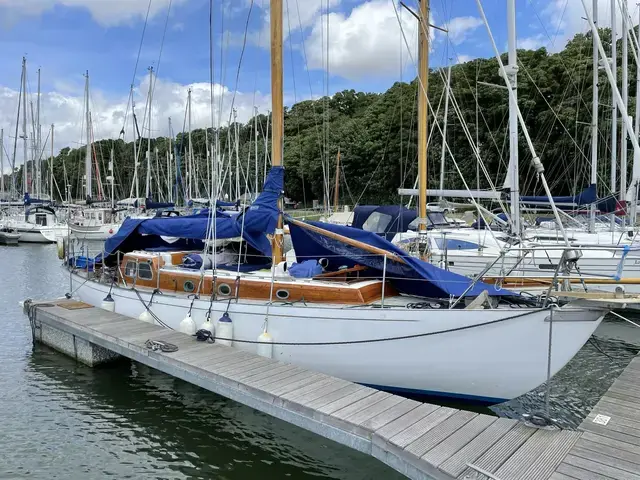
[7,206,67,243]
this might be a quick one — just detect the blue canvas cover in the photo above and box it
[521,184,597,206]
[145,198,175,209]
[288,218,516,298]
[102,167,284,265]
[288,260,323,278]
[23,193,51,206]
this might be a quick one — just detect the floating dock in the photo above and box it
[25,299,640,480]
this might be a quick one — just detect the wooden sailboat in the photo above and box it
[66,0,614,404]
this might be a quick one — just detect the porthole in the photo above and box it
[276,289,290,300]
[218,283,232,296]
[184,280,195,292]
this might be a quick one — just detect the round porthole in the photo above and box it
[276,289,290,300]
[218,283,232,296]
[184,280,195,292]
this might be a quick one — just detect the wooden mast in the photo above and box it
[271,0,284,263]
[417,0,429,233]
[333,148,340,212]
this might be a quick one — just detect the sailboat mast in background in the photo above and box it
[84,71,92,202]
[22,58,28,196]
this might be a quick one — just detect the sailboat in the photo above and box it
[65,0,615,404]
[4,59,68,243]
[68,72,123,241]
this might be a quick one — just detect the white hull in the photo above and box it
[13,226,55,243]
[69,223,120,240]
[71,273,604,403]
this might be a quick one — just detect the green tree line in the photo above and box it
[5,29,636,207]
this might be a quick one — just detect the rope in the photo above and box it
[133,288,174,330]
[145,339,179,353]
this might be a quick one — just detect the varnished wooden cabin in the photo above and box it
[118,251,398,305]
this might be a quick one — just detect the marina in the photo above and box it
[6,0,640,477]
[23,297,640,480]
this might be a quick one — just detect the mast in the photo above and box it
[187,88,193,201]
[109,148,114,209]
[36,68,41,199]
[84,71,92,202]
[168,117,173,202]
[506,0,520,234]
[270,0,284,263]
[417,0,429,233]
[438,64,452,201]
[145,67,153,199]
[333,148,341,211]
[611,0,618,228]
[234,108,240,200]
[589,0,599,232]
[22,57,28,196]
[254,106,259,194]
[636,6,640,146]
[50,124,54,201]
[621,2,629,227]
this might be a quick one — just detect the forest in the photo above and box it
[4,29,636,207]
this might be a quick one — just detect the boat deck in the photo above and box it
[26,299,640,480]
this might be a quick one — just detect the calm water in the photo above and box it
[2,244,640,478]
[0,244,403,479]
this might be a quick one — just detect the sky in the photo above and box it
[0,0,636,168]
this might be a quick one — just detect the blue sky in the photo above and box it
[0,0,615,153]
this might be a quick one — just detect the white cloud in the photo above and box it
[519,34,547,50]
[249,0,342,48]
[456,54,475,64]
[0,0,188,27]
[0,74,272,165]
[305,0,418,80]
[444,16,483,45]
[541,0,639,49]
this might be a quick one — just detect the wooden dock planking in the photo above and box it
[29,300,640,480]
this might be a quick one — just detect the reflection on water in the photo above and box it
[3,244,640,479]
[0,244,401,479]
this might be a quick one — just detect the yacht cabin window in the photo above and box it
[35,214,48,226]
[434,238,480,250]
[362,212,393,234]
[124,261,137,278]
[138,262,153,280]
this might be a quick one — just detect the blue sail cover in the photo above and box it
[102,167,283,265]
[23,192,51,206]
[520,184,597,206]
[145,198,176,209]
[288,218,516,298]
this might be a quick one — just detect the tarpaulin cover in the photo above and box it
[102,167,283,265]
[520,184,597,206]
[288,260,324,278]
[288,218,517,298]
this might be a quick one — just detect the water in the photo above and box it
[2,245,640,478]
[0,244,403,479]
